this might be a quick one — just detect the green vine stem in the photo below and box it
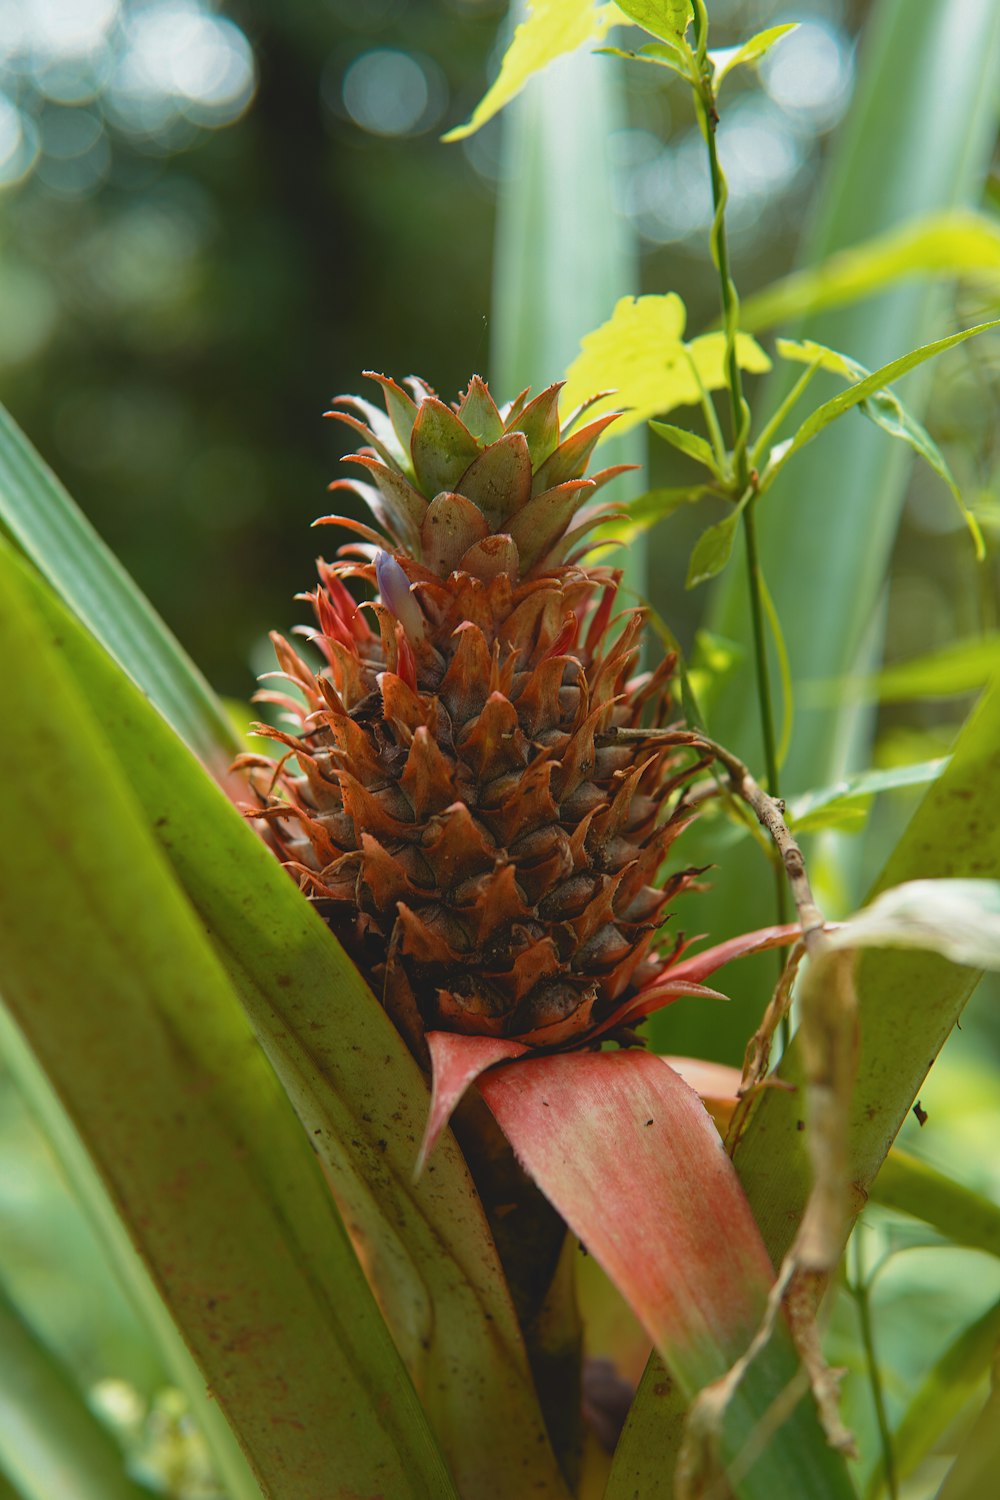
[690,0,789,942]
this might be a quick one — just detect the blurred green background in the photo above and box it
[1,2,999,1496]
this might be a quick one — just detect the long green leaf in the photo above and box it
[936,1370,1000,1500]
[869,1149,1000,1260]
[0,1281,151,1500]
[732,678,1000,1267]
[666,0,1000,1059]
[0,543,454,1500]
[0,1010,262,1500]
[0,403,239,786]
[4,540,568,1500]
[739,210,1000,334]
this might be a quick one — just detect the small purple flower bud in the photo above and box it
[375,551,426,643]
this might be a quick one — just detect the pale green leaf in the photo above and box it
[686,507,741,588]
[711,23,798,87]
[739,210,1000,333]
[561,295,769,434]
[828,878,1000,968]
[776,336,985,555]
[616,1,692,43]
[788,758,949,833]
[442,0,620,142]
[649,419,724,476]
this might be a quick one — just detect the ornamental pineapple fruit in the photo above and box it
[243,373,701,1056]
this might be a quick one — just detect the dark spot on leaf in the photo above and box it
[275,974,292,988]
[796,1119,805,1131]
[645,1118,654,1127]
[913,1100,928,1126]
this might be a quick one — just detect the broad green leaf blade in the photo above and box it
[649,420,724,477]
[0,547,455,1500]
[442,0,619,141]
[0,1010,262,1500]
[0,1282,151,1500]
[936,1358,1000,1500]
[482,1052,856,1499]
[788,758,948,834]
[732,679,1000,1268]
[773,336,987,556]
[870,1150,1000,1260]
[0,403,239,787]
[560,296,770,435]
[711,24,798,88]
[865,1298,1000,1499]
[677,0,1000,1060]
[8,543,568,1500]
[739,211,1000,334]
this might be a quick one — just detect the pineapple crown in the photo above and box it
[318,373,634,580]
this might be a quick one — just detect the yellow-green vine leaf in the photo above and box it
[561,295,770,434]
[443,0,620,142]
[711,23,798,89]
[649,419,725,477]
[765,322,1000,557]
[616,1,692,43]
[739,210,1000,333]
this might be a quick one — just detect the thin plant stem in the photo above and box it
[851,1233,898,1500]
[692,7,789,1000]
[750,359,822,471]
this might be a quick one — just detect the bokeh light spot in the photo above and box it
[342,49,437,137]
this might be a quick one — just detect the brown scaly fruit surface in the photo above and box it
[241,373,703,1057]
